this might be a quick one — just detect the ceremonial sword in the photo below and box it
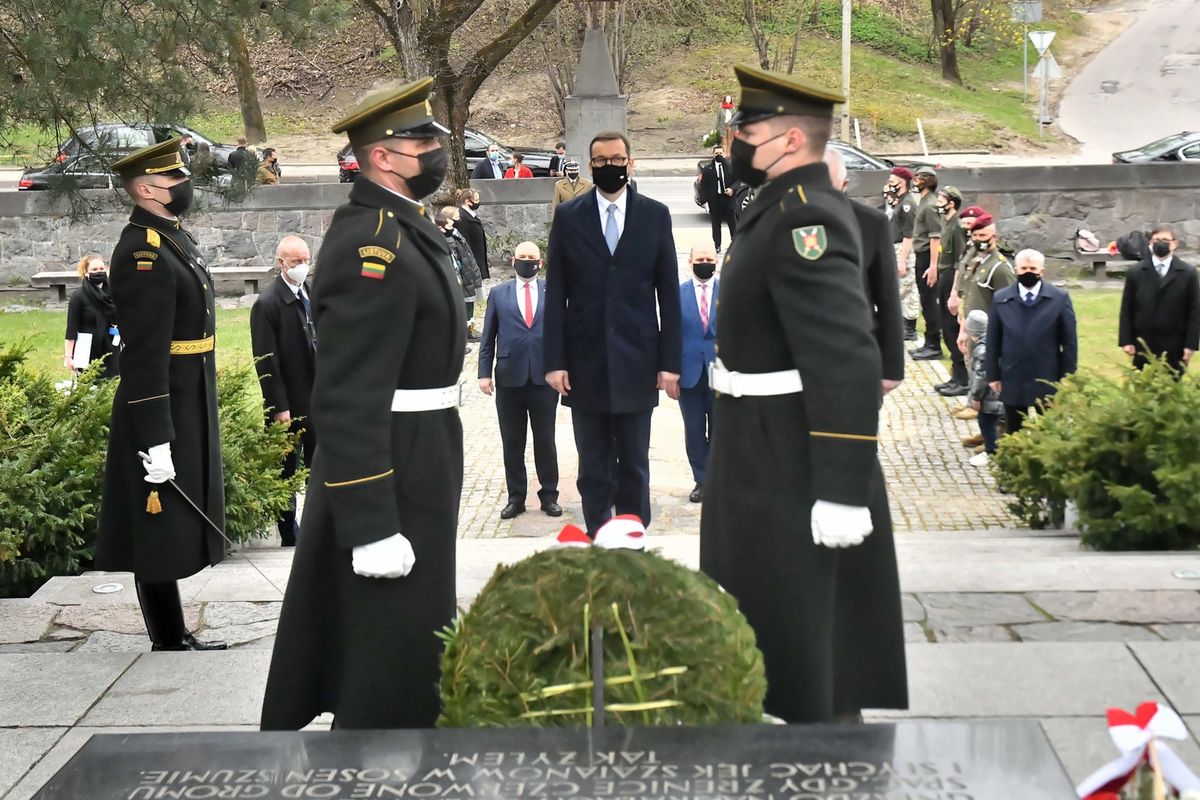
[138,451,287,598]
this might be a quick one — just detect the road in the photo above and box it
[1059,0,1200,158]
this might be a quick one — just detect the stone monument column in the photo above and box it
[564,27,628,165]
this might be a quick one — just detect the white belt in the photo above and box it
[391,384,464,412]
[709,358,803,398]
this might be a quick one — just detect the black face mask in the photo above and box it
[730,132,786,189]
[467,199,480,209]
[514,258,540,279]
[160,180,192,216]
[1152,240,1172,258]
[565,170,580,182]
[441,226,455,237]
[388,147,447,199]
[1016,271,1040,288]
[87,272,108,286]
[592,163,628,194]
[692,261,716,280]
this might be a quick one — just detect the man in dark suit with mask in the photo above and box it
[478,241,561,520]
[1118,223,1200,372]
[250,235,317,547]
[544,131,682,535]
[699,144,737,253]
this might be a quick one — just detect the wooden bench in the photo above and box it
[1071,250,1138,278]
[32,265,274,303]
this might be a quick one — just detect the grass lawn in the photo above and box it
[4,288,1123,380]
[0,306,254,377]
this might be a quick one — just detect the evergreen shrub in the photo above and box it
[992,356,1200,551]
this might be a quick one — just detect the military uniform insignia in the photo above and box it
[133,250,158,261]
[146,229,161,247]
[136,261,155,271]
[358,246,395,263]
[792,225,828,260]
[902,204,911,212]
[361,262,387,280]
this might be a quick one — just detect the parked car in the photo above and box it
[1112,131,1200,164]
[337,128,556,182]
[18,154,116,191]
[831,140,937,172]
[57,123,239,168]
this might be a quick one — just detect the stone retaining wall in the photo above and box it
[2,166,1197,286]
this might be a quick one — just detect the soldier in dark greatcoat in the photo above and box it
[97,139,226,651]
[699,65,907,724]
[260,78,465,730]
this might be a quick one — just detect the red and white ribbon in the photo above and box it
[1077,702,1200,798]
[553,515,647,551]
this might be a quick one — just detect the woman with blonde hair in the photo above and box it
[63,252,120,378]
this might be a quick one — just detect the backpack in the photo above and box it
[1116,230,1150,261]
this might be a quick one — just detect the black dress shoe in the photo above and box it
[912,349,944,361]
[500,502,526,520]
[541,501,563,517]
[152,633,228,652]
[689,483,703,503]
[908,346,933,357]
[937,382,968,397]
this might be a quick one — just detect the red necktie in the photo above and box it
[699,284,709,330]
[524,281,534,328]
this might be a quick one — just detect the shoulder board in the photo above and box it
[372,208,406,249]
[146,229,160,248]
[778,184,809,212]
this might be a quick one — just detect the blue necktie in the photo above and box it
[604,204,620,255]
[1024,291,1034,306]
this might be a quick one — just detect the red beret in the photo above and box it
[970,214,995,231]
[961,205,986,219]
[890,166,914,182]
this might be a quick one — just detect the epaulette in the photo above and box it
[779,184,809,212]
[371,208,405,250]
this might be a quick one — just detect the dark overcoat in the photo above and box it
[261,177,465,731]
[1118,256,1200,370]
[986,282,1078,408]
[455,209,489,280]
[698,162,907,723]
[250,274,316,420]
[97,206,224,583]
[543,187,682,414]
[851,200,905,383]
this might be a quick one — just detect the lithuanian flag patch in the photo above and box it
[361,261,387,280]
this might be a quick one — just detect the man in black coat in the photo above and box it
[250,235,317,547]
[97,139,226,652]
[825,146,904,393]
[478,242,561,520]
[455,187,490,280]
[986,249,1077,435]
[544,131,681,534]
[1118,223,1200,372]
[698,144,737,252]
[261,78,465,731]
[699,65,906,724]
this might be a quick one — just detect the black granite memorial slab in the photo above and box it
[32,721,1075,800]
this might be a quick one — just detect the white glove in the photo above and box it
[811,500,873,549]
[352,533,416,579]
[142,443,176,484]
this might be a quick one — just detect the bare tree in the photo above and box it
[358,0,566,187]
[931,0,963,84]
[744,0,770,70]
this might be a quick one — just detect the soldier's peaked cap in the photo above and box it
[111,138,189,182]
[730,64,845,126]
[333,78,450,147]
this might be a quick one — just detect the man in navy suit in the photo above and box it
[679,244,719,504]
[478,242,562,520]
[544,131,682,534]
[986,248,1078,435]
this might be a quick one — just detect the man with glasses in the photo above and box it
[250,235,317,547]
[544,131,682,535]
[471,143,505,179]
[1119,223,1200,372]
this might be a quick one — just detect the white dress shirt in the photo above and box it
[596,188,627,241]
[1153,255,1173,278]
[515,276,538,320]
[1021,280,1042,303]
